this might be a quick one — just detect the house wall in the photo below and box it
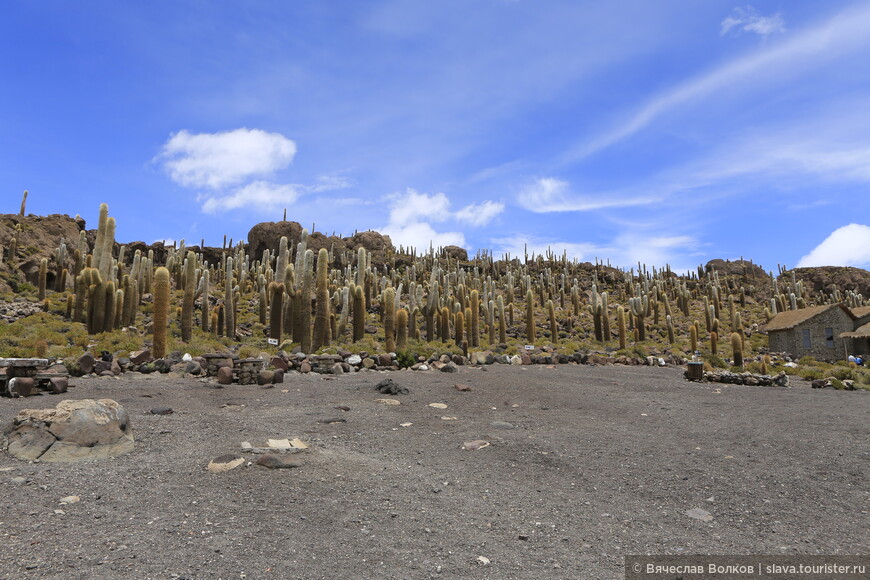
[768,308,855,361]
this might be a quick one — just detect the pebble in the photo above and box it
[255,454,302,469]
[150,407,174,415]
[490,421,515,429]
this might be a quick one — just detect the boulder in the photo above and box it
[3,399,134,462]
[76,353,95,375]
[129,350,153,365]
[217,366,234,385]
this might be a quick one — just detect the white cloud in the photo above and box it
[200,181,301,214]
[516,177,658,212]
[380,188,501,251]
[721,6,785,38]
[796,224,870,268]
[491,232,699,271]
[159,128,297,188]
[564,3,870,161]
[454,200,504,226]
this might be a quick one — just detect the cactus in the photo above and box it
[629,295,647,342]
[454,309,465,346]
[470,289,480,348]
[153,267,170,358]
[383,286,396,352]
[313,248,330,352]
[497,295,507,344]
[666,314,675,344]
[710,331,718,355]
[730,332,743,368]
[690,323,698,354]
[181,251,196,342]
[440,306,450,343]
[38,258,48,300]
[7,237,16,263]
[103,281,117,333]
[547,299,557,340]
[269,282,285,344]
[616,305,627,350]
[200,268,210,332]
[224,257,235,339]
[352,285,365,342]
[19,190,27,216]
[396,308,408,351]
[601,292,611,342]
[525,289,536,343]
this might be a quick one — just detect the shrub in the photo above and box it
[395,349,416,369]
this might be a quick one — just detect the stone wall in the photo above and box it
[769,307,854,361]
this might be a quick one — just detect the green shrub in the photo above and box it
[395,349,416,369]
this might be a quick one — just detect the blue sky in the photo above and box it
[3,1,869,272]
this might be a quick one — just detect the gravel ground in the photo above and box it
[0,364,867,579]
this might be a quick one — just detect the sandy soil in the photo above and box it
[1,364,867,579]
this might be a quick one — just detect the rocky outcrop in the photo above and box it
[0,213,85,292]
[247,221,395,267]
[706,258,768,279]
[784,266,870,298]
[3,399,134,462]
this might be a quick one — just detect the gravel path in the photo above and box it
[1,364,867,579]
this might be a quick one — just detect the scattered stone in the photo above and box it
[149,407,173,415]
[463,440,491,451]
[440,362,458,373]
[11,476,27,484]
[206,455,244,473]
[428,403,448,409]
[216,366,234,385]
[289,438,308,449]
[129,350,153,365]
[7,377,34,397]
[812,378,830,389]
[319,418,347,424]
[299,362,312,374]
[48,377,68,394]
[346,354,362,366]
[267,438,293,450]
[5,399,134,462]
[257,370,275,385]
[510,355,522,365]
[375,399,401,406]
[454,383,472,392]
[256,454,301,469]
[490,420,515,429]
[477,556,491,567]
[334,406,351,412]
[685,508,714,522]
[76,353,95,375]
[59,495,80,505]
[331,363,344,375]
[240,441,253,451]
[376,378,409,395]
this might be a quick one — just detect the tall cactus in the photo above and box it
[396,308,409,351]
[730,332,743,368]
[181,251,196,342]
[224,257,235,339]
[525,289,536,343]
[497,295,507,345]
[383,286,396,352]
[269,282,284,344]
[38,258,48,300]
[312,248,330,352]
[617,305,627,350]
[352,284,365,342]
[153,267,171,358]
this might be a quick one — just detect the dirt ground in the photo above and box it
[0,364,867,580]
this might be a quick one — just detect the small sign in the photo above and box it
[524,345,534,350]
[267,338,279,346]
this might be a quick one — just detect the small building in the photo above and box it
[764,304,857,361]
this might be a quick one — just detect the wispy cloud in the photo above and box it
[516,177,657,212]
[380,188,503,250]
[563,3,870,162]
[158,128,297,188]
[454,200,504,226]
[797,224,870,268]
[721,6,785,38]
[200,181,301,214]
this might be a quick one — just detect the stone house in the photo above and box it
[764,304,858,361]
[839,306,870,357]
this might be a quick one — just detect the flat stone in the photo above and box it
[490,420,515,429]
[256,454,301,469]
[685,508,714,522]
[207,455,244,473]
[149,407,173,415]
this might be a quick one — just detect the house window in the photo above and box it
[825,327,835,348]
[802,328,811,349]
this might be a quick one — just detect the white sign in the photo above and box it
[267,338,279,346]
[524,345,534,350]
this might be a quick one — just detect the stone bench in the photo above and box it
[1,358,68,397]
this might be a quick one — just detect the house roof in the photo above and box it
[850,306,870,319]
[840,320,870,338]
[763,303,855,332]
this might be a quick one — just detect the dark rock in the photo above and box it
[255,454,301,469]
[377,353,393,367]
[441,362,458,373]
[273,369,284,384]
[258,370,275,385]
[7,377,34,397]
[270,356,288,371]
[76,353,95,375]
[48,377,68,394]
[812,378,830,389]
[129,350,153,365]
[217,366,234,385]
[150,407,174,415]
[375,378,409,395]
[299,362,312,374]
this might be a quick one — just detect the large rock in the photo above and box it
[246,221,394,267]
[3,399,134,462]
